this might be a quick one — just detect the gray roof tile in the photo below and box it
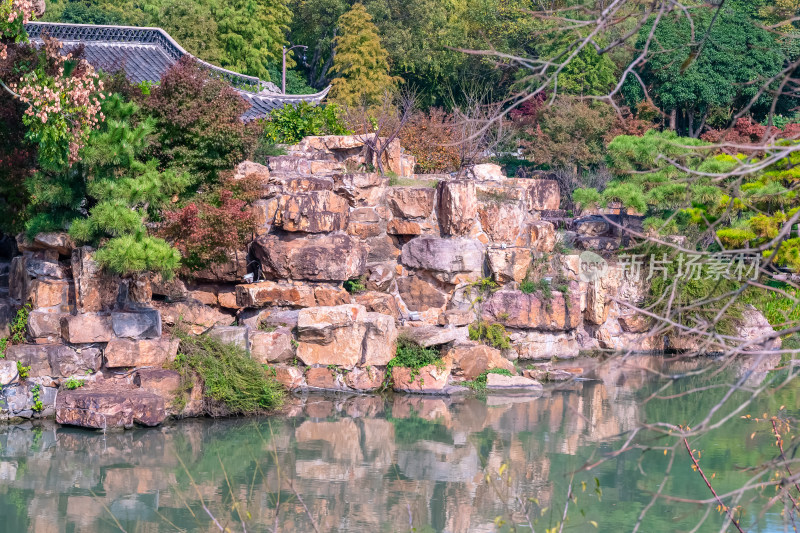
[24,22,330,120]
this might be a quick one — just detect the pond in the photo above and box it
[0,354,795,532]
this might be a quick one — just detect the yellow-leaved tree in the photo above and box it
[329,3,399,107]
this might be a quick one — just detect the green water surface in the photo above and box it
[0,354,797,532]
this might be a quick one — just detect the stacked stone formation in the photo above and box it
[0,136,780,426]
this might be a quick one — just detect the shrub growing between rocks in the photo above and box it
[468,321,511,350]
[385,335,443,386]
[262,102,350,145]
[172,332,284,415]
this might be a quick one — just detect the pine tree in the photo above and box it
[66,95,190,277]
[329,3,399,107]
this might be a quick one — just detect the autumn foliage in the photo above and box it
[398,109,461,173]
[159,179,258,272]
[701,117,800,151]
[141,56,260,182]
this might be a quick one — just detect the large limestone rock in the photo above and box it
[487,248,532,284]
[618,313,650,333]
[364,262,395,292]
[527,179,560,210]
[111,310,162,339]
[527,221,557,253]
[400,237,484,283]
[188,284,239,309]
[355,291,400,319]
[392,356,453,393]
[205,326,249,350]
[104,336,180,368]
[737,306,781,351]
[305,367,346,390]
[396,276,447,312]
[28,279,72,309]
[235,281,316,308]
[366,234,401,263]
[296,304,367,367]
[361,312,398,366]
[485,373,543,391]
[470,163,505,180]
[249,328,295,363]
[189,249,249,283]
[399,325,467,347]
[387,187,436,219]
[575,216,611,236]
[482,289,582,331]
[27,309,68,341]
[585,280,609,325]
[477,189,526,243]
[50,346,102,376]
[234,160,269,182]
[509,330,581,360]
[56,388,167,429]
[0,360,18,386]
[444,343,515,380]
[71,247,120,313]
[4,344,54,377]
[61,314,113,343]
[133,368,183,413]
[333,172,386,206]
[153,299,233,335]
[438,180,477,236]
[253,233,367,282]
[313,285,351,306]
[274,191,349,233]
[347,207,383,238]
[272,365,305,390]
[9,256,30,301]
[345,366,385,391]
[17,232,74,256]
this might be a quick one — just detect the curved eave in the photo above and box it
[240,86,332,121]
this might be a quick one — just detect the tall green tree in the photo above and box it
[624,7,786,137]
[212,0,292,80]
[329,3,398,107]
[289,0,349,89]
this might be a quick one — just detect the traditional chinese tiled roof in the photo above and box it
[23,22,330,121]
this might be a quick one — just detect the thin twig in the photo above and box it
[683,437,745,533]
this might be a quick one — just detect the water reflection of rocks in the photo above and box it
[0,355,778,532]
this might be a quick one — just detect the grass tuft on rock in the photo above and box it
[173,331,284,416]
[464,368,514,391]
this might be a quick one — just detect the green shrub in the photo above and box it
[464,368,514,391]
[468,321,511,350]
[16,361,30,380]
[385,336,443,385]
[31,384,43,412]
[343,276,367,294]
[9,303,30,345]
[64,377,86,390]
[172,332,284,415]
[263,102,350,145]
[520,278,552,299]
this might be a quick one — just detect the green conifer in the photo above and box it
[329,3,399,107]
